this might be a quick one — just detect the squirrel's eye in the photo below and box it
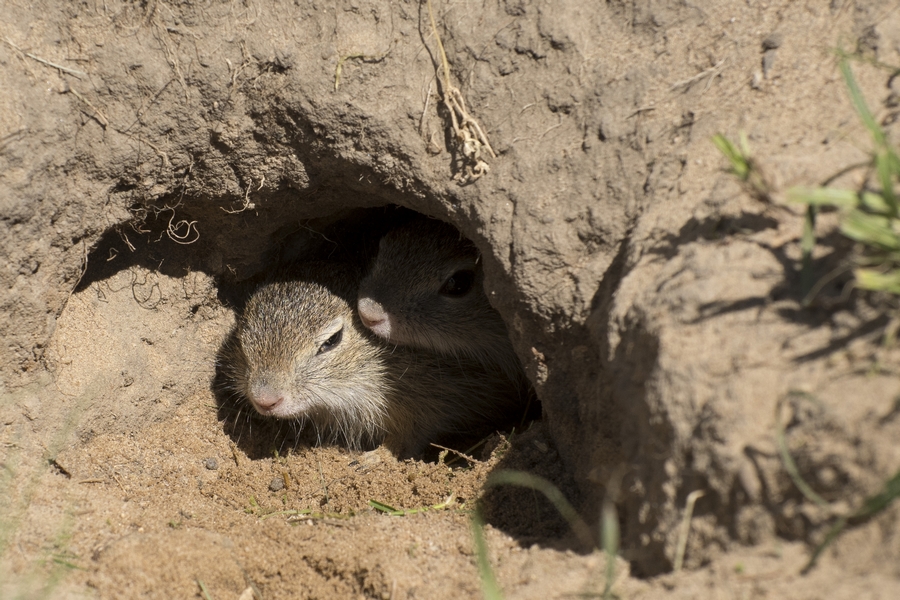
[439,270,475,297]
[317,328,343,354]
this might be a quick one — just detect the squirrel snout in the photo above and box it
[357,297,393,338]
[249,382,285,414]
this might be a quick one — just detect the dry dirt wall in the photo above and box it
[3,0,900,587]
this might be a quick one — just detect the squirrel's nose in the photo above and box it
[249,382,285,413]
[359,313,384,328]
[357,298,388,330]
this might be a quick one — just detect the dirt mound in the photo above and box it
[3,0,900,597]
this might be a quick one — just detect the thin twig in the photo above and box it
[334,47,393,91]
[165,209,199,245]
[775,394,831,509]
[4,37,87,78]
[430,443,482,464]
[419,77,435,135]
[670,59,726,92]
[221,178,262,214]
[65,87,109,128]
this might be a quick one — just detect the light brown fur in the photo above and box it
[220,262,522,457]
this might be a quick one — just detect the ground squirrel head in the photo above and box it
[357,217,508,358]
[224,263,389,448]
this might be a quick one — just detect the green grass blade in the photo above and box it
[803,467,900,573]
[473,470,608,598]
[840,60,886,148]
[854,268,900,294]
[368,500,400,514]
[841,60,898,214]
[787,187,858,208]
[601,497,619,600]
[851,468,900,520]
[485,470,594,548]
[471,510,504,600]
[776,394,830,508]
[841,210,900,251]
[887,147,900,178]
[875,150,898,213]
[197,579,214,600]
[801,515,849,575]
[801,205,818,304]
[712,134,750,180]
[862,191,892,214]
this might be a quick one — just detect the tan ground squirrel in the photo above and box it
[220,262,524,457]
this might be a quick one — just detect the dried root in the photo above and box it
[425,0,496,183]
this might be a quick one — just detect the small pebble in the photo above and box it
[269,477,285,492]
[751,71,763,90]
[204,457,218,470]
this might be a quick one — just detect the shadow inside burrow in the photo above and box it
[465,238,633,560]
[479,323,627,558]
[75,190,400,300]
[207,205,544,462]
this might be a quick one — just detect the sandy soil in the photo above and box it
[3,0,900,598]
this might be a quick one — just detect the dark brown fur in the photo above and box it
[357,217,526,387]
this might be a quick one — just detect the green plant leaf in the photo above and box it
[712,134,750,180]
[801,205,818,303]
[854,268,900,294]
[841,210,900,251]
[841,60,898,215]
[861,191,892,214]
[787,186,858,208]
[803,467,900,574]
[840,60,886,148]
[484,471,594,548]
[368,500,400,514]
[471,511,504,600]
[875,149,899,214]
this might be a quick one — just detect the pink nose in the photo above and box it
[250,385,284,413]
[357,298,387,329]
[359,312,384,328]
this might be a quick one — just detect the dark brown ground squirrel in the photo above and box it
[357,216,526,388]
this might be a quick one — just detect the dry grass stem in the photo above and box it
[4,37,87,78]
[673,489,706,572]
[426,0,496,182]
[430,443,482,464]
